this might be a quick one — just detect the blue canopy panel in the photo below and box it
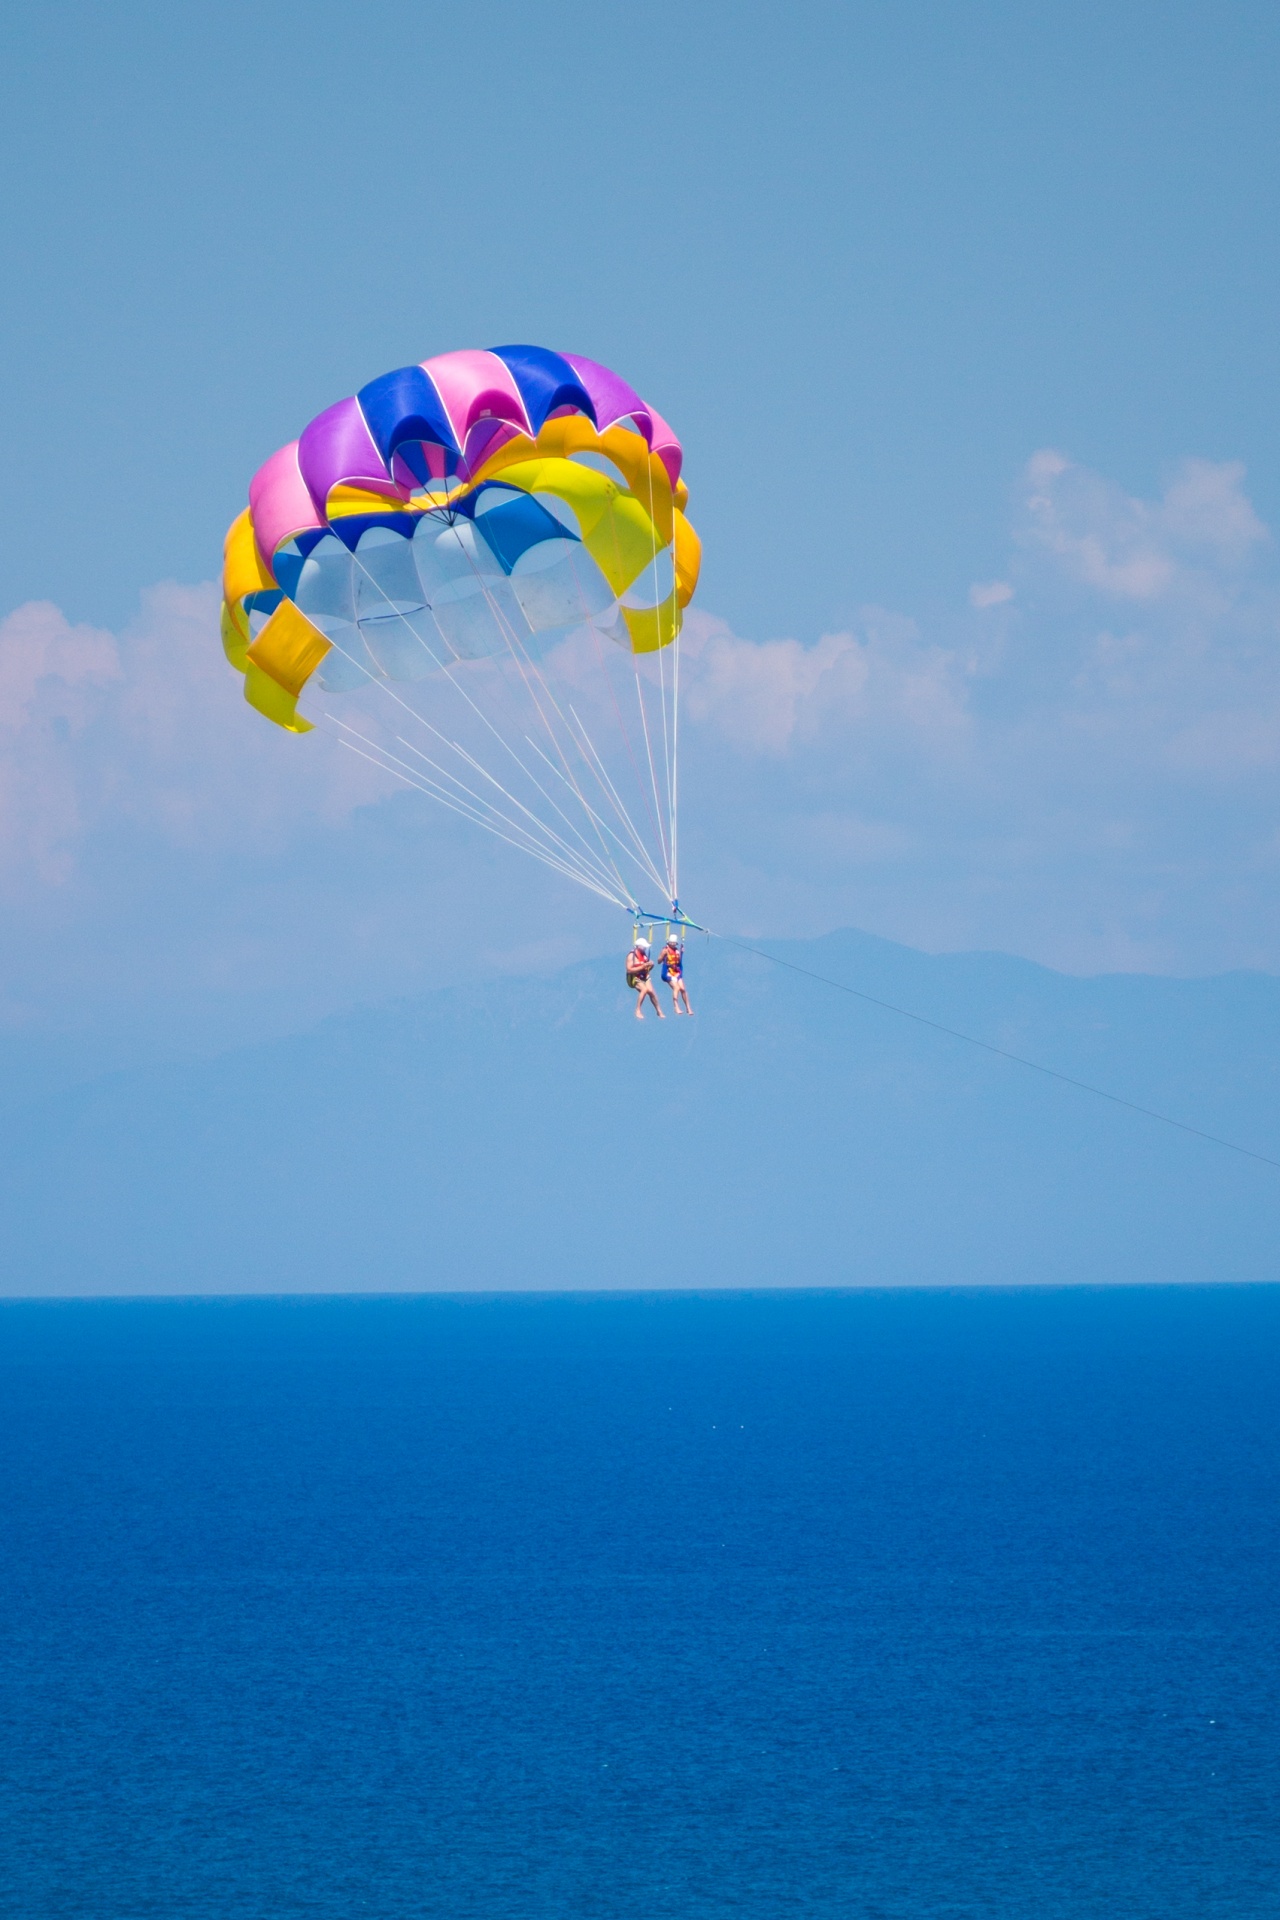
[393,441,432,487]
[243,588,284,617]
[326,511,421,555]
[270,524,350,597]
[269,548,306,598]
[490,345,597,436]
[470,490,581,574]
[357,366,462,471]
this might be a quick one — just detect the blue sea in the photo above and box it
[1,1287,1277,1917]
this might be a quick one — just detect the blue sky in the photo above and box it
[3,0,1280,1057]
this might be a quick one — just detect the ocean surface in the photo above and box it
[0,1286,1277,1918]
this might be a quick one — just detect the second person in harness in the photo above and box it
[660,934,693,1015]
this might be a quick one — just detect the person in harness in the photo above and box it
[626,935,665,1020]
[660,933,692,1015]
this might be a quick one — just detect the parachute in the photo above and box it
[221,346,700,918]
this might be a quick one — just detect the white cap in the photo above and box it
[636,936,650,949]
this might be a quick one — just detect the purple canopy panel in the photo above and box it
[644,406,684,488]
[561,353,653,441]
[249,442,324,569]
[421,350,532,450]
[297,397,401,517]
[461,418,521,478]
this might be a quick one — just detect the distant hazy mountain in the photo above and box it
[2,931,1277,1294]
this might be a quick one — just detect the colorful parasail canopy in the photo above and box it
[221,346,700,916]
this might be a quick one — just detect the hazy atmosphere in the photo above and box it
[6,3,1280,1071]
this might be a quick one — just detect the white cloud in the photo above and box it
[1019,449,1268,602]
[681,609,969,757]
[1158,458,1269,562]
[683,625,864,753]
[668,452,1280,972]
[969,580,1014,610]
[0,601,122,884]
[0,582,393,888]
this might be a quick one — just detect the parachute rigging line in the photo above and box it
[438,524,639,897]
[315,614,631,903]
[430,515,672,906]
[380,528,639,899]
[641,440,677,904]
[332,720,628,905]
[706,931,1280,1176]
[343,550,618,879]
[337,539,647,906]
[334,736,625,906]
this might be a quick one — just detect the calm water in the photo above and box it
[0,1287,1277,1918]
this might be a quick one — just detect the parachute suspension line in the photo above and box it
[338,495,684,919]
[438,523,645,904]
[349,544,618,886]
[362,575,647,915]
[331,730,629,908]
[323,702,626,904]
[565,702,670,899]
[344,538,625,898]
[657,633,673,892]
[628,604,672,901]
[330,564,629,902]
[631,647,672,901]
[311,588,629,904]
[471,574,621,876]
[576,574,671,896]
[331,722,590,886]
[345,547,630,903]
[670,618,682,909]
[519,730,669,902]
[394,728,628,899]
[425,515,673,915]
[420,614,633,900]
[596,492,672,895]
[532,668,659,899]
[642,435,678,912]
